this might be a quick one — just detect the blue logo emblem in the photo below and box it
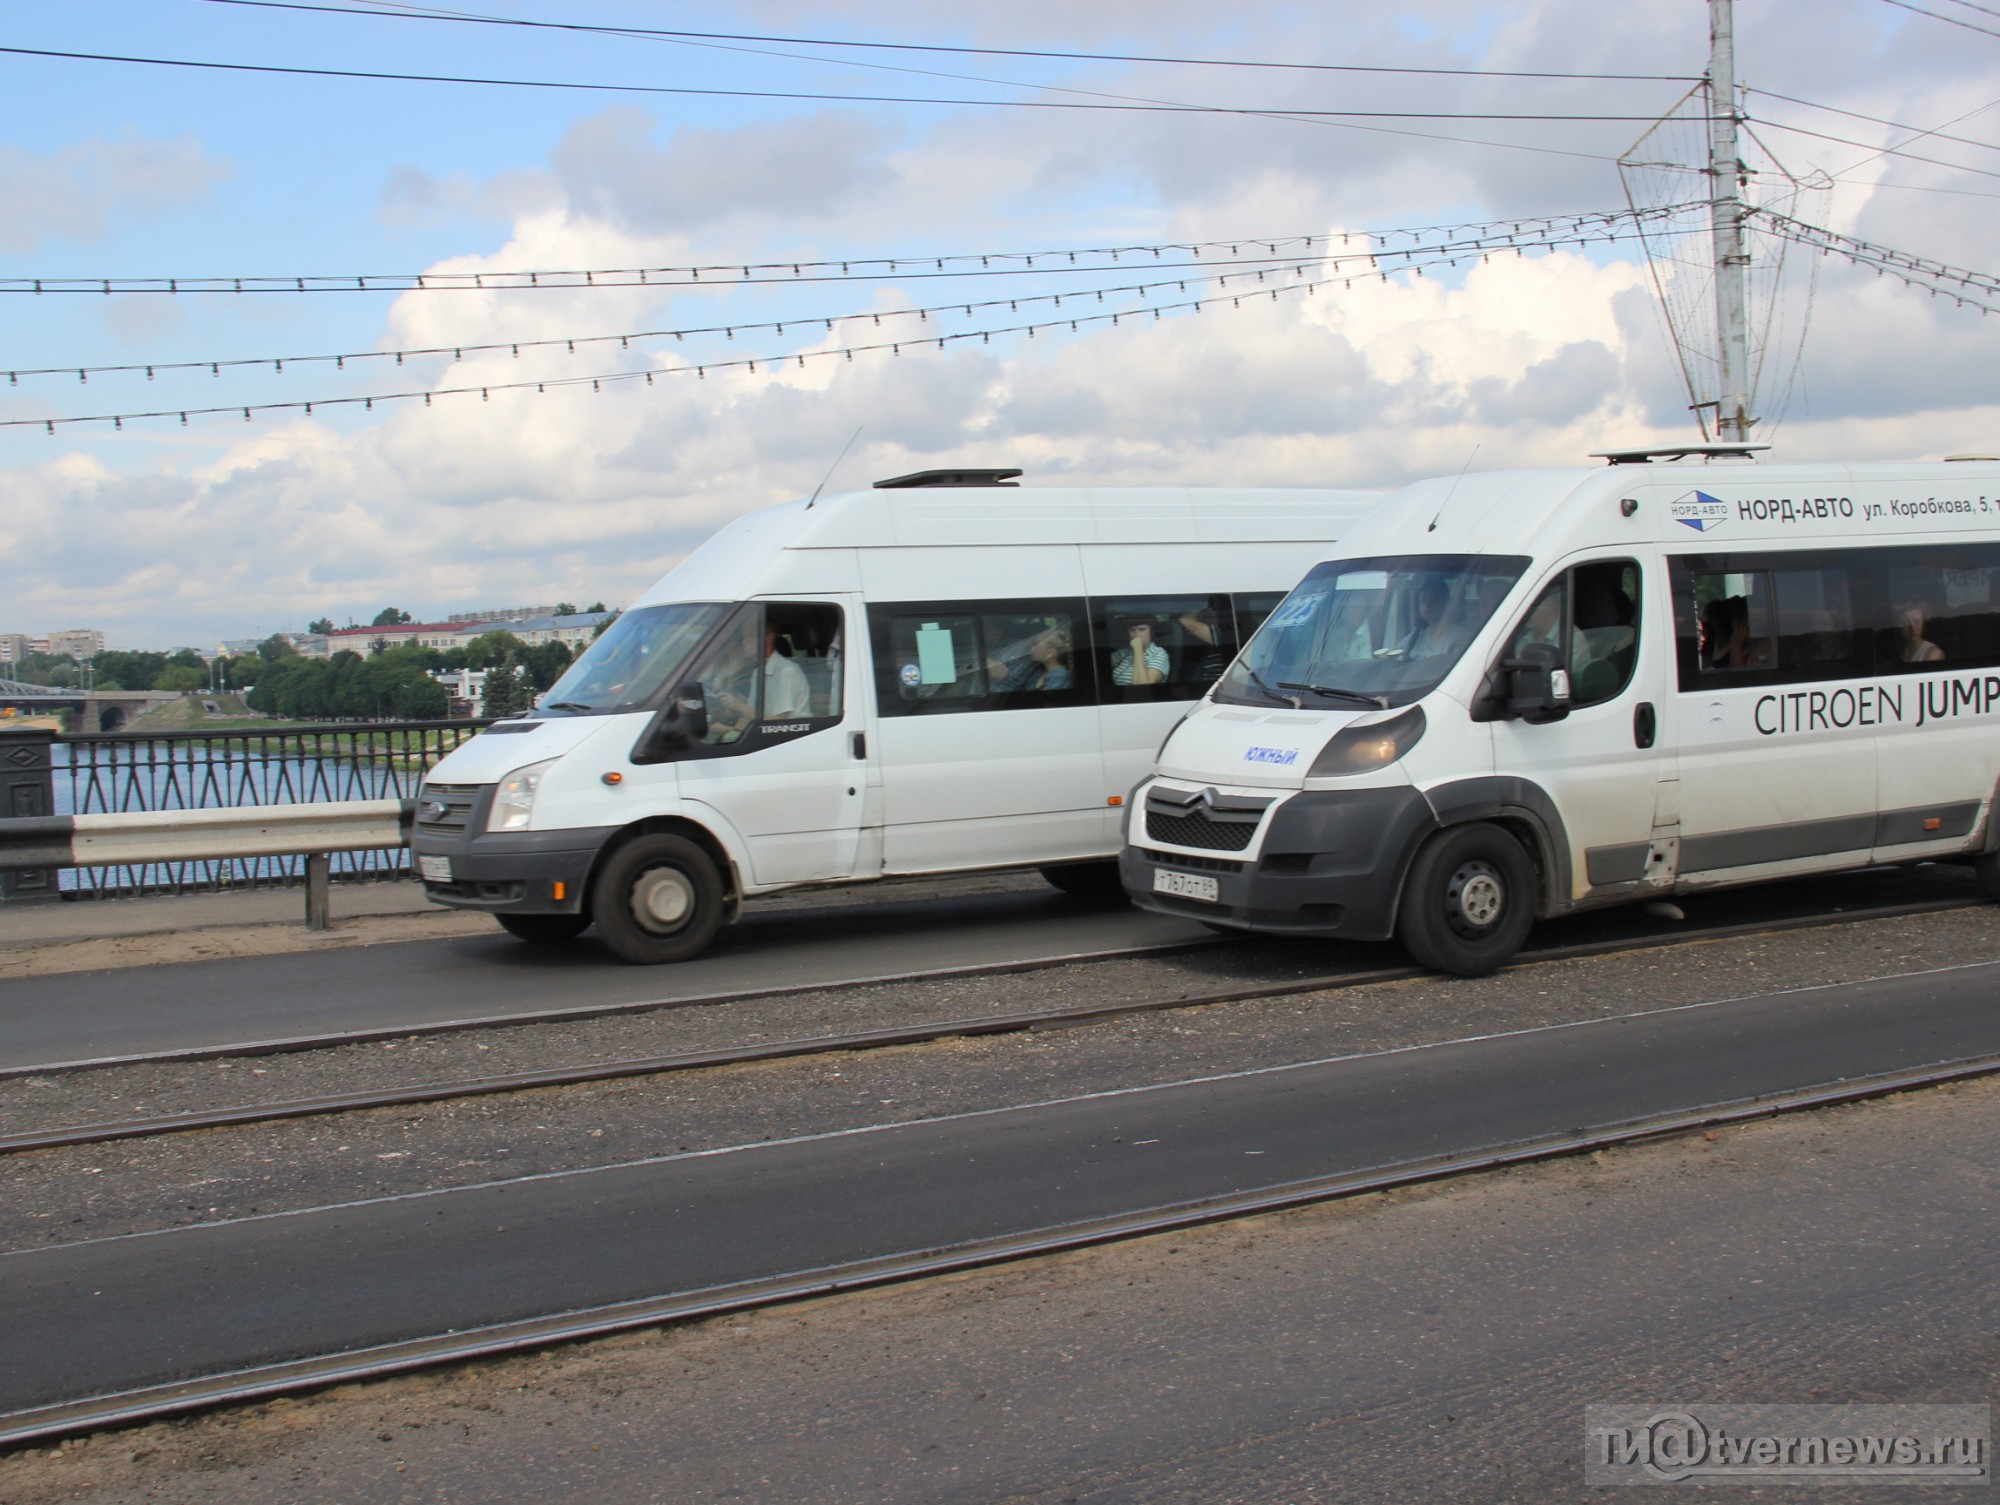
[1671,490,1729,532]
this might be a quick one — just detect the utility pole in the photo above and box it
[1708,0,1753,441]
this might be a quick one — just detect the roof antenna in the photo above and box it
[1428,444,1480,532]
[806,425,864,509]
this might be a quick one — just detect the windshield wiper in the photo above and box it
[545,700,593,713]
[1244,666,1301,709]
[1279,682,1389,709]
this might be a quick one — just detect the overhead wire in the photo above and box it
[0,47,1678,124]
[193,0,1704,83]
[1871,0,2000,39]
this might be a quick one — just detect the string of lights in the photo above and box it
[1756,210,2000,313]
[2,212,1696,388]
[0,227,1662,434]
[0,207,1693,298]
[197,1,1706,83]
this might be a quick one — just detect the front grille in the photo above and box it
[416,782,484,836]
[1146,809,1258,852]
[1134,848,1244,874]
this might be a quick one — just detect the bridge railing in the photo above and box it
[2,720,490,900]
[0,800,414,929]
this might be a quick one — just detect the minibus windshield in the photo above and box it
[535,603,730,715]
[1216,554,1530,709]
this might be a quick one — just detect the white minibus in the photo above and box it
[1122,446,2000,975]
[412,470,1382,961]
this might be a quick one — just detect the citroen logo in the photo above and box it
[423,799,450,821]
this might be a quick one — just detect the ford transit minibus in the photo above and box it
[413,471,1381,961]
[1123,446,2000,975]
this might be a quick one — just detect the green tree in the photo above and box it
[157,664,208,693]
[220,653,260,690]
[554,602,578,617]
[93,650,168,690]
[517,640,574,691]
[372,607,414,627]
[308,617,336,635]
[481,664,529,718]
[584,601,606,614]
[464,629,527,671]
[257,634,298,663]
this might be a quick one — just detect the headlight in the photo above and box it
[487,757,559,831]
[1307,706,1425,778]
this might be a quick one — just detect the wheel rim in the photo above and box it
[629,865,696,933]
[1443,859,1505,938]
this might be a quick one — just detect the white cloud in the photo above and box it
[0,135,230,254]
[6,0,2000,647]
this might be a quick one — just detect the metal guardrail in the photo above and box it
[0,800,414,929]
[0,720,486,899]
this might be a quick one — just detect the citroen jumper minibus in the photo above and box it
[413,471,1382,962]
[1122,446,2000,975]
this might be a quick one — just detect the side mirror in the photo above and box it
[670,681,709,743]
[1500,641,1571,723]
[635,683,708,764]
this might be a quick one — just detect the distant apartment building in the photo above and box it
[42,629,106,660]
[302,611,615,659]
[0,634,29,665]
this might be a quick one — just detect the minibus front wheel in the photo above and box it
[593,833,724,964]
[1395,822,1536,978]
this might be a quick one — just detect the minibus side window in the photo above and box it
[766,603,845,721]
[868,598,1094,716]
[1671,551,1874,690]
[1494,561,1640,710]
[1569,560,1641,707]
[1883,546,2000,670]
[1095,594,1238,702]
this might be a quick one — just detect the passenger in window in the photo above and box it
[1400,579,1463,658]
[993,628,1073,692]
[759,628,813,720]
[1699,597,1732,669]
[1111,619,1169,686]
[1721,596,1771,669]
[1898,604,1946,664]
[1176,607,1230,685]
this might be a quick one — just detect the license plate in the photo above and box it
[1153,868,1219,903]
[418,855,452,883]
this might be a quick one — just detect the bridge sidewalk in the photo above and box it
[0,882,482,977]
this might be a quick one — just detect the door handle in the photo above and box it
[1633,702,1657,749]
[851,731,867,760]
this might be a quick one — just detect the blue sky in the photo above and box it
[3,0,1996,647]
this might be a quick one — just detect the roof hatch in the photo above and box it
[873,468,1022,489]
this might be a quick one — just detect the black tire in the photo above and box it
[1976,849,2000,903]
[496,912,592,944]
[591,833,725,964]
[1395,822,1536,977]
[1038,861,1129,900]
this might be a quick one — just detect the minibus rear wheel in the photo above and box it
[593,833,724,964]
[496,913,592,944]
[1395,823,1535,978]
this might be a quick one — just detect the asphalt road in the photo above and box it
[0,863,1980,1075]
[5,957,1997,1422]
[0,889,1212,1073]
